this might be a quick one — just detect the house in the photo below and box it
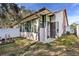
[13,8,68,43]
[76,25,79,38]
[65,26,75,34]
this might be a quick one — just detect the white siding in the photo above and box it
[76,25,79,37]
[55,11,64,37]
[40,28,45,42]
[40,15,54,43]
[39,15,45,42]
[21,32,38,41]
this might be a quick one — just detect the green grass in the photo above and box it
[0,38,35,56]
[0,34,79,56]
[54,35,78,47]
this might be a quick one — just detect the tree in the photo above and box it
[0,3,21,28]
[70,23,78,29]
[0,3,32,28]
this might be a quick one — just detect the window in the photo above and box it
[24,19,38,33]
[32,24,37,33]
[27,21,31,32]
[40,15,46,28]
[25,22,28,31]
[25,21,31,32]
[31,19,37,33]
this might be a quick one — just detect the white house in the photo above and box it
[76,25,79,38]
[13,8,68,43]
[65,26,75,34]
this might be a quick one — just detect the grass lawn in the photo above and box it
[0,34,79,56]
[0,38,37,56]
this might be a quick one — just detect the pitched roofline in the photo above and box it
[22,8,49,20]
[54,9,66,13]
[54,9,69,26]
[12,8,69,27]
[64,9,69,26]
[12,7,53,27]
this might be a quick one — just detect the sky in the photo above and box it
[18,3,79,25]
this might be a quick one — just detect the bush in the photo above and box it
[45,43,52,48]
[56,35,77,47]
[66,31,70,35]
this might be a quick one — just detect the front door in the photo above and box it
[50,22,56,38]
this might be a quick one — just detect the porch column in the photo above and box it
[44,15,50,43]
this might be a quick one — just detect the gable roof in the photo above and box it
[12,8,54,27]
[54,9,69,26]
[12,8,69,27]
[21,8,54,21]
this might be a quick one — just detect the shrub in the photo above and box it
[45,43,52,48]
[66,31,70,35]
[56,35,77,47]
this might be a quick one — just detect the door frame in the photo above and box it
[50,22,56,38]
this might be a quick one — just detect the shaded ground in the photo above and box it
[0,38,37,56]
[0,35,79,56]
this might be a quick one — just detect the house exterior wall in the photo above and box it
[40,15,56,43]
[20,18,39,41]
[43,15,49,42]
[39,15,45,42]
[55,11,67,37]
[21,32,38,41]
[76,25,79,38]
